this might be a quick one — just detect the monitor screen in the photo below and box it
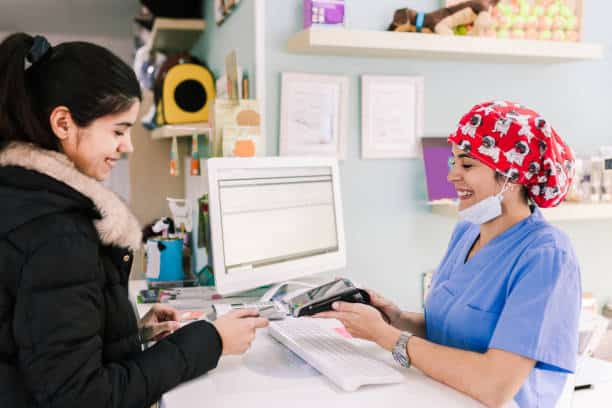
[207,157,346,295]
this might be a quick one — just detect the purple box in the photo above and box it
[422,137,457,201]
[304,0,345,29]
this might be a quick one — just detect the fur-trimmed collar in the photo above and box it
[0,142,142,250]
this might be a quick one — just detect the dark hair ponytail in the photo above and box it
[0,32,141,151]
[0,34,50,148]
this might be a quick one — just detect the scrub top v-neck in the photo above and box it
[424,208,581,408]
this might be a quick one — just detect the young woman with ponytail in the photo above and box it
[0,33,268,407]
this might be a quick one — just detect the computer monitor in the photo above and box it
[206,157,346,295]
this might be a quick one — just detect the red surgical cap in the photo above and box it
[448,101,574,208]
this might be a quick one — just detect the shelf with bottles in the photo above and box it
[147,122,211,178]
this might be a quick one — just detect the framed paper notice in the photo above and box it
[361,75,424,159]
[280,72,348,160]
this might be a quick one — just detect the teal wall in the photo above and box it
[193,0,255,97]
[264,0,612,310]
[189,1,257,275]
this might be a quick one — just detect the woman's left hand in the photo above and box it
[315,302,400,350]
[139,303,181,343]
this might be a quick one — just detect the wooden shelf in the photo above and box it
[287,28,603,63]
[151,122,211,140]
[147,18,205,53]
[430,200,612,222]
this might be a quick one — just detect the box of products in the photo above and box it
[445,0,583,41]
[304,0,345,29]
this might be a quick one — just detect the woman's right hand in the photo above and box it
[366,290,402,328]
[213,309,269,355]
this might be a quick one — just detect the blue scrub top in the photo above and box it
[425,207,581,408]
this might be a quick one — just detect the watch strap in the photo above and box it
[392,331,412,368]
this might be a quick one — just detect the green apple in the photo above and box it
[454,25,469,35]
[513,15,526,29]
[552,16,566,31]
[526,15,538,29]
[533,5,545,17]
[539,29,552,40]
[565,15,578,30]
[498,4,512,16]
[547,3,561,17]
[497,28,511,39]
[512,28,526,39]
[519,4,531,17]
[559,5,573,18]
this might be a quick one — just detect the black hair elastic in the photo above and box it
[26,35,51,64]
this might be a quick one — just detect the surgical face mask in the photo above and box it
[458,178,510,225]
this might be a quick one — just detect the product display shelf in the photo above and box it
[151,122,211,140]
[287,28,603,63]
[147,18,206,53]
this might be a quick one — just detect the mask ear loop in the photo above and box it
[496,173,512,201]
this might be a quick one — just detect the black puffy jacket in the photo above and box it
[0,142,222,407]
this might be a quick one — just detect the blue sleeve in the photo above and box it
[488,247,581,373]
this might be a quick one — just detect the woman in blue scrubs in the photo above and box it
[317,101,580,407]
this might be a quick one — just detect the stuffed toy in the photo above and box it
[388,0,500,36]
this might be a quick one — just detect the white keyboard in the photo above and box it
[268,318,404,391]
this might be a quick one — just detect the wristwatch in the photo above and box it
[391,331,413,368]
